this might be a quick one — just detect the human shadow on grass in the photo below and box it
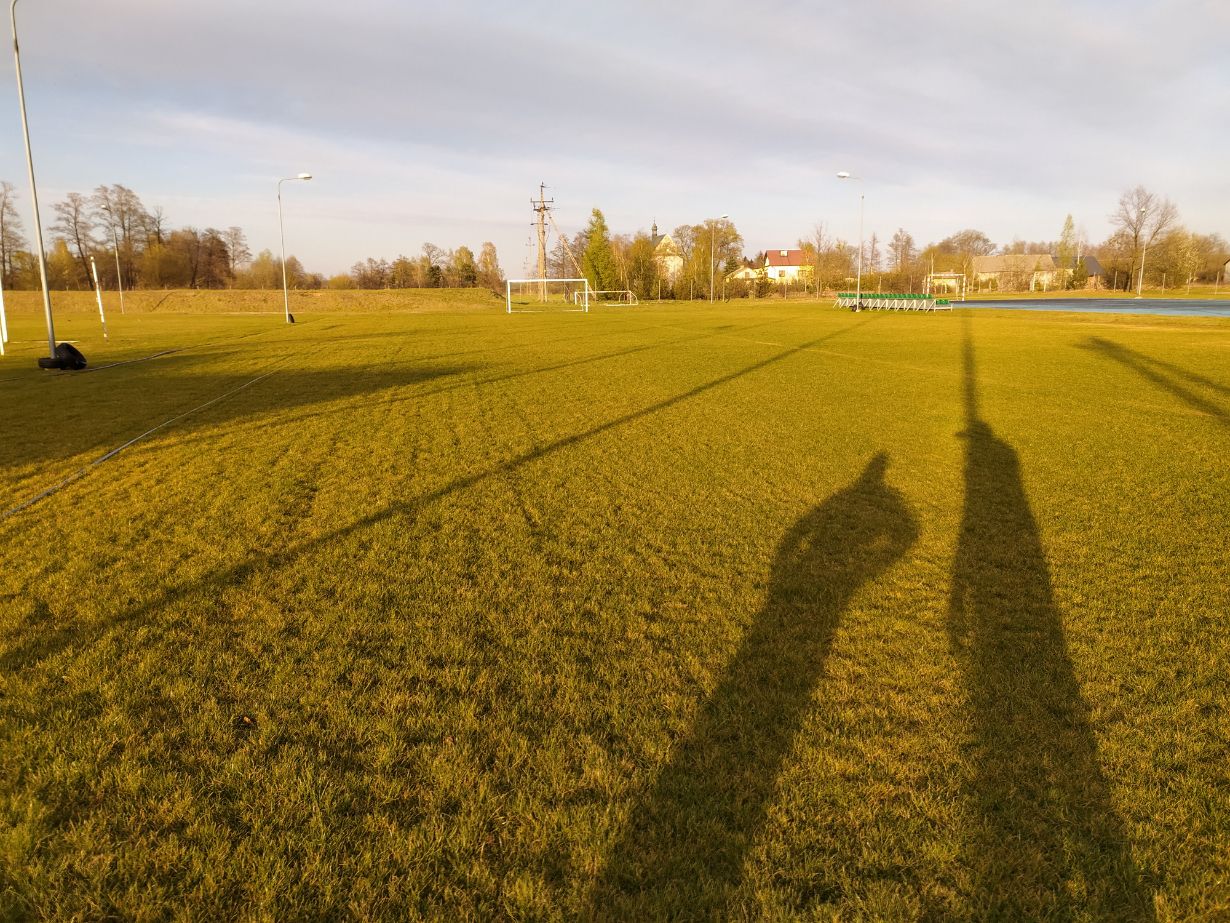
[586,452,917,920]
[1,322,873,675]
[947,322,1155,918]
[1081,337,1228,425]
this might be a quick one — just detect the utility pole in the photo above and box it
[531,183,553,302]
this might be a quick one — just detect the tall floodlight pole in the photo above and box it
[11,0,56,363]
[837,172,864,311]
[1135,205,1147,299]
[278,173,312,324]
[104,211,125,314]
[0,270,8,356]
[710,213,729,303]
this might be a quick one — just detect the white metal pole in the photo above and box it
[856,191,864,311]
[837,173,863,311]
[0,270,8,356]
[708,214,728,304]
[1135,206,1147,299]
[1136,240,1148,299]
[278,178,290,324]
[277,173,312,324]
[90,256,108,340]
[111,222,125,314]
[710,222,716,304]
[11,0,56,360]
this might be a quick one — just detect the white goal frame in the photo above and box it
[506,278,591,314]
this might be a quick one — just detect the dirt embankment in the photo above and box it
[0,288,506,315]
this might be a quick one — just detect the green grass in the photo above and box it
[1,298,1227,920]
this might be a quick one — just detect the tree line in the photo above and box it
[2,180,1222,296]
[540,208,744,301]
[544,186,1226,301]
[793,185,1226,295]
[332,242,503,292]
[0,180,505,293]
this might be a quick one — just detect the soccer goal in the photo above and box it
[577,289,639,307]
[506,278,592,313]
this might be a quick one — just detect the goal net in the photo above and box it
[506,278,592,313]
[577,289,639,306]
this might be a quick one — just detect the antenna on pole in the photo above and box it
[531,182,554,302]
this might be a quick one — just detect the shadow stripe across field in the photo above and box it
[0,319,868,673]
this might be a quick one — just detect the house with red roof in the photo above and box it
[763,248,809,284]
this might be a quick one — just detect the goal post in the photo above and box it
[506,278,592,313]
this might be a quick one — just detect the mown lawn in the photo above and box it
[1,300,1227,921]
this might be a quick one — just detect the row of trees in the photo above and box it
[0,180,262,291]
[2,179,1223,296]
[0,179,506,294]
[538,187,1223,303]
[788,186,1226,294]
[543,209,744,301]
[331,242,503,292]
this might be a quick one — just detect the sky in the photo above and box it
[2,0,1227,276]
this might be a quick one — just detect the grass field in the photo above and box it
[1,298,1227,920]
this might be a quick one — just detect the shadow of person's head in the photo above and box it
[769,452,917,613]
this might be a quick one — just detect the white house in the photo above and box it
[764,249,808,283]
[972,254,1059,291]
[650,222,683,280]
[726,266,762,283]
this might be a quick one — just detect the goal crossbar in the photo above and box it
[506,278,591,313]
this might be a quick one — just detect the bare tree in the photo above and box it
[805,222,829,294]
[222,226,251,276]
[50,192,95,287]
[1111,186,1178,288]
[92,184,148,289]
[0,181,27,289]
[144,205,168,247]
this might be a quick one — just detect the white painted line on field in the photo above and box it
[1,367,280,522]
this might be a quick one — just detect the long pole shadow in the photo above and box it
[1,321,873,673]
[1080,337,1228,425]
[586,452,917,919]
[948,320,1155,917]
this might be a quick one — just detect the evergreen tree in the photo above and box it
[1057,214,1077,287]
[582,208,617,295]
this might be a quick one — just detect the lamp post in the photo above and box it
[837,172,864,311]
[1135,205,1147,299]
[103,208,126,314]
[10,0,57,364]
[710,213,728,303]
[278,173,312,324]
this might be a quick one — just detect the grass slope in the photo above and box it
[1,301,1227,920]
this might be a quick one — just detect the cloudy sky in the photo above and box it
[3,0,1227,275]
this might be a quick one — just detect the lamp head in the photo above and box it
[836,171,852,179]
[719,213,729,220]
[298,173,313,180]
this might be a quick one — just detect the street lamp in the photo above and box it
[102,205,126,314]
[1136,204,1147,299]
[278,173,312,324]
[837,172,864,311]
[11,0,58,366]
[710,213,729,303]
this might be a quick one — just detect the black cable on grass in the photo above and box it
[0,368,280,522]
